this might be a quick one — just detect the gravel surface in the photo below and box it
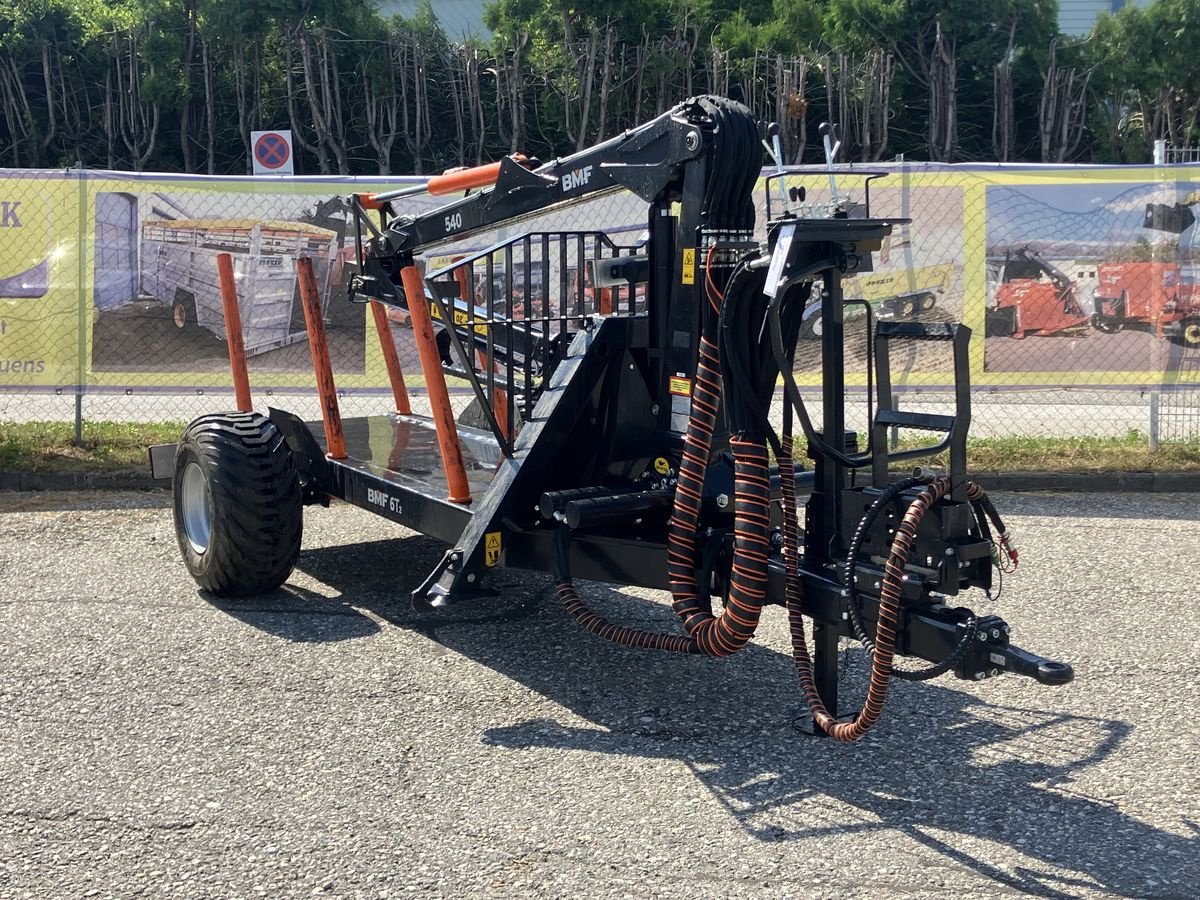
[1,490,1197,898]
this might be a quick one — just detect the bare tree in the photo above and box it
[859,49,893,161]
[992,19,1017,162]
[0,54,33,165]
[111,28,160,171]
[927,20,957,161]
[396,27,432,173]
[1039,39,1090,162]
[284,31,328,174]
[363,38,400,175]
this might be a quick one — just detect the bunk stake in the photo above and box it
[216,252,252,413]
[296,256,347,460]
[369,300,412,415]
[398,263,472,504]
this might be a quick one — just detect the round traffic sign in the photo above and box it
[254,132,291,170]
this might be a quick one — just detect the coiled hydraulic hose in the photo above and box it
[840,475,978,682]
[553,254,776,658]
[781,437,954,741]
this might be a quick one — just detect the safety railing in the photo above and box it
[420,230,647,453]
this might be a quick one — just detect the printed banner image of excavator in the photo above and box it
[988,247,1200,348]
[986,248,1091,339]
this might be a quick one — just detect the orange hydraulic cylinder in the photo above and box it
[426,156,525,196]
[369,300,412,415]
[296,257,347,460]
[398,263,472,503]
[216,252,252,413]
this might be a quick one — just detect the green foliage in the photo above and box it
[0,0,1195,171]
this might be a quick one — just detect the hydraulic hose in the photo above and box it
[840,475,978,682]
[781,445,954,741]
[553,526,700,654]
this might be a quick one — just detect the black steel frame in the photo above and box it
[266,98,1071,725]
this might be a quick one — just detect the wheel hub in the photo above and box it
[180,461,213,554]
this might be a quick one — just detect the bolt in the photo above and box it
[651,403,659,415]
[873,581,880,590]
[990,629,1001,640]
[466,573,476,584]
[1003,625,1011,635]
[840,589,849,597]
[976,631,988,642]
[989,668,999,677]
[716,493,729,509]
[974,672,986,680]
[685,130,701,151]
[450,551,462,561]
[841,611,849,620]
[925,556,934,566]
[945,548,955,556]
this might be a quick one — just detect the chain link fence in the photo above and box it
[1,162,1198,451]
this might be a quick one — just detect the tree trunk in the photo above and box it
[992,20,1017,162]
[595,25,615,143]
[179,0,197,172]
[575,29,599,151]
[202,40,215,175]
[285,32,327,173]
[41,43,57,154]
[928,21,958,162]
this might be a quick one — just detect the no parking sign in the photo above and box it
[250,130,295,176]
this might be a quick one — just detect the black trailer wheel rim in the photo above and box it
[180,461,213,554]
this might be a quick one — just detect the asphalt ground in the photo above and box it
[1,490,1197,898]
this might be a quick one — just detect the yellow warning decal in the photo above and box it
[485,531,502,567]
[653,457,671,476]
[681,248,696,285]
[668,376,691,396]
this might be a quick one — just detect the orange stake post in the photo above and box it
[296,257,347,460]
[398,263,471,503]
[369,300,411,415]
[216,252,252,413]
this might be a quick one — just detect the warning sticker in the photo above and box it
[485,531,502,567]
[668,376,691,396]
[681,248,696,285]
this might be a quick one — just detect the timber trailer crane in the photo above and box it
[158,96,1072,741]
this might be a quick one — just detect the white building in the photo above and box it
[377,1,1152,43]
[376,1,489,40]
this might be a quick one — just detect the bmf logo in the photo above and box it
[560,166,593,193]
[0,202,21,228]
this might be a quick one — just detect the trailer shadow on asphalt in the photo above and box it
[286,534,1197,900]
[199,581,381,643]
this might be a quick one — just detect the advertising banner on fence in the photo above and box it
[0,164,1197,401]
[0,172,81,389]
[81,173,444,394]
[981,168,1200,388]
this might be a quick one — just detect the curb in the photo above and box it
[959,472,1200,492]
[2,470,1197,494]
[0,471,167,492]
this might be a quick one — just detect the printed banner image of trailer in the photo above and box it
[140,218,339,356]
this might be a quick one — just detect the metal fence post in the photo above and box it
[1149,392,1160,451]
[74,161,87,446]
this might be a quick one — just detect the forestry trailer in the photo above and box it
[155,97,1072,741]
